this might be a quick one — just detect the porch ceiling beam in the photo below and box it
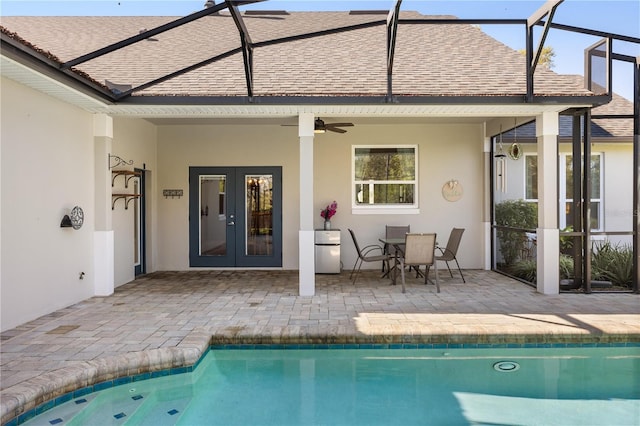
[226,0,254,98]
[386,0,402,102]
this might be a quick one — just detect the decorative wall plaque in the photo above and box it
[442,180,463,202]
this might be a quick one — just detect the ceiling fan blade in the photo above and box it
[327,127,347,134]
[327,123,354,127]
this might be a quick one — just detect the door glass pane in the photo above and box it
[246,174,273,256]
[200,175,226,256]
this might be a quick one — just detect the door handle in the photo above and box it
[227,221,235,226]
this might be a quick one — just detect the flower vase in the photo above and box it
[324,220,331,230]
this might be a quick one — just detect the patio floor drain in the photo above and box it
[46,325,80,334]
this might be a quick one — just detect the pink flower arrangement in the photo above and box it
[320,201,338,220]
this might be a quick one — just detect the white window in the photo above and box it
[560,153,603,231]
[524,153,603,231]
[352,145,418,214]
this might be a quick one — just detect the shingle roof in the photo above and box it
[499,75,634,140]
[1,11,593,98]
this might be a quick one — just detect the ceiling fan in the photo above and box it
[314,118,354,134]
[282,118,355,134]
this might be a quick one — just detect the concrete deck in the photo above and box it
[1,270,639,424]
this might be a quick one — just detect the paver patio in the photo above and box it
[1,270,639,423]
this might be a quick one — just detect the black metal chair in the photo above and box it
[348,229,391,284]
[436,228,466,283]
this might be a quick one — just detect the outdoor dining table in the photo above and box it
[379,237,406,285]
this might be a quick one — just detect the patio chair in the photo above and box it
[399,233,439,293]
[436,228,465,283]
[382,225,410,276]
[348,229,391,284]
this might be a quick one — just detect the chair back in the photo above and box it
[385,225,410,239]
[348,229,363,258]
[403,233,437,266]
[443,228,465,258]
[386,225,410,255]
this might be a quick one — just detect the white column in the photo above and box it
[482,132,492,270]
[535,111,560,294]
[299,113,316,296]
[93,114,115,296]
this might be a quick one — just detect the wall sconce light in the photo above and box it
[60,215,73,228]
[60,206,84,230]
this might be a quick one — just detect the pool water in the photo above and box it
[23,346,640,426]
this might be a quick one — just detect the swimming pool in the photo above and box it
[20,345,640,425]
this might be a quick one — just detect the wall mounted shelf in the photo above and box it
[112,193,141,210]
[111,170,141,188]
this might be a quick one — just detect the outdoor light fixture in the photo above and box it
[60,215,73,228]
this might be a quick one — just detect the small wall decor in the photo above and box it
[61,206,84,229]
[508,142,522,160]
[508,118,522,160]
[495,124,507,193]
[163,189,183,199]
[442,179,463,202]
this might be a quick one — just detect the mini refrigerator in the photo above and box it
[315,230,341,273]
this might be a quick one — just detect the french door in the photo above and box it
[189,166,282,267]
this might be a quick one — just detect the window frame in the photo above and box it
[523,152,603,231]
[559,152,603,232]
[351,144,419,215]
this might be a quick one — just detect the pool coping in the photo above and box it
[2,330,640,426]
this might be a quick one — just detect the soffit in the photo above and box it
[1,55,108,111]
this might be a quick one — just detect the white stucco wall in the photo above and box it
[1,77,95,331]
[593,143,634,239]
[155,121,485,272]
[156,124,301,270]
[315,122,485,272]
[112,117,158,286]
